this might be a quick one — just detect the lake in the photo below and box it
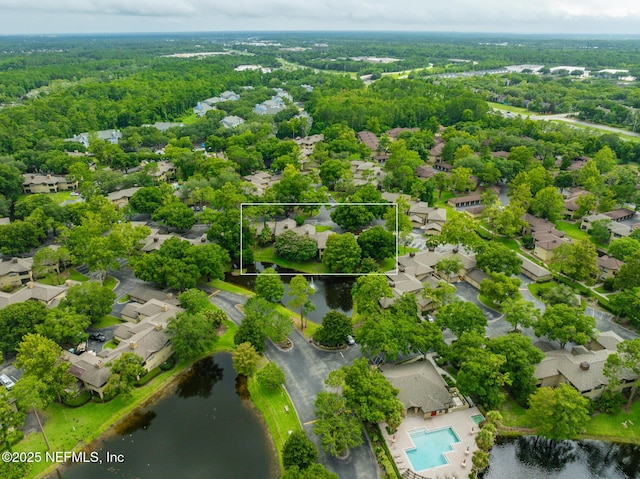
[484,436,640,479]
[53,353,278,479]
[226,261,354,324]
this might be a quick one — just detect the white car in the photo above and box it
[0,373,15,390]
[346,335,356,346]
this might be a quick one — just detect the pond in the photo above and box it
[484,436,640,479]
[226,261,354,324]
[53,353,278,479]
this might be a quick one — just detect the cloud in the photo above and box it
[0,0,639,33]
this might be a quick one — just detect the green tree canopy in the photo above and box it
[167,309,221,360]
[232,342,260,377]
[527,384,591,440]
[313,310,353,347]
[282,430,318,471]
[61,281,116,324]
[255,268,285,302]
[456,349,511,409]
[535,304,596,348]
[436,300,487,338]
[356,225,396,261]
[475,242,522,276]
[322,233,362,273]
[105,352,146,398]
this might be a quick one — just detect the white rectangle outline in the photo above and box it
[240,202,399,276]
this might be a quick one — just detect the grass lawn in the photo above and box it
[488,102,531,115]
[550,120,640,143]
[69,268,89,282]
[499,397,532,428]
[247,377,301,467]
[102,340,118,350]
[527,281,557,299]
[174,111,199,124]
[209,279,255,297]
[585,400,640,443]
[117,294,130,304]
[315,225,332,233]
[556,221,607,249]
[92,315,122,328]
[103,275,117,290]
[478,293,502,312]
[254,246,331,274]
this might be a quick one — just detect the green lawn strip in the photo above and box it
[584,400,640,443]
[549,120,640,143]
[315,225,332,232]
[174,112,199,124]
[209,279,255,297]
[478,293,502,312]
[253,246,331,274]
[499,397,532,428]
[102,340,118,350]
[247,378,301,468]
[15,321,238,479]
[117,294,130,304]
[68,269,89,282]
[103,276,117,290]
[487,102,531,115]
[556,221,606,248]
[92,315,122,328]
[527,281,556,299]
[48,190,73,204]
[37,273,65,286]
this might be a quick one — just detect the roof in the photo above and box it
[23,174,72,186]
[519,256,552,278]
[0,281,74,309]
[357,131,379,151]
[106,187,141,202]
[385,127,419,139]
[449,193,481,205]
[536,238,565,251]
[597,255,624,271]
[0,257,33,276]
[466,268,489,284]
[128,285,179,305]
[604,208,635,221]
[382,360,452,413]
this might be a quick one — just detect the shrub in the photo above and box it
[134,367,162,387]
[603,278,617,292]
[274,230,318,262]
[595,389,624,414]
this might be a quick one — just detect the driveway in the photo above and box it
[210,290,380,479]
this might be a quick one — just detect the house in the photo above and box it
[65,301,181,398]
[221,115,245,129]
[242,171,282,196]
[0,281,76,309]
[193,102,216,117]
[604,208,635,222]
[22,174,77,194]
[255,98,286,115]
[127,285,179,307]
[597,255,624,281]
[464,268,489,289]
[407,202,447,227]
[464,205,487,219]
[0,217,10,225]
[534,331,636,399]
[447,193,482,208]
[385,127,419,139]
[381,192,411,206]
[253,220,335,259]
[534,237,566,262]
[519,256,553,282]
[66,129,121,148]
[433,162,453,172]
[415,165,437,179]
[357,131,380,151]
[143,122,186,132]
[151,161,176,182]
[382,359,458,417]
[581,213,633,239]
[350,160,385,187]
[106,187,141,209]
[0,257,34,289]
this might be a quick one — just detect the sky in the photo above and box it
[0,0,639,36]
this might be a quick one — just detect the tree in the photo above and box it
[105,352,146,398]
[445,331,485,369]
[484,201,526,238]
[421,281,456,311]
[440,213,480,250]
[479,271,522,305]
[501,297,541,332]
[530,186,565,222]
[313,391,363,457]
[356,225,396,261]
[615,251,640,290]
[186,244,230,282]
[0,388,25,451]
[0,301,48,354]
[593,145,618,174]
[0,163,23,201]
[330,204,374,231]
[551,239,599,284]
[487,334,544,404]
[319,159,349,189]
[456,349,511,409]
[256,362,286,391]
[476,242,522,276]
[15,333,74,404]
[128,186,166,214]
[574,193,597,218]
[322,233,362,273]
[450,166,475,192]
[288,275,316,330]
[589,219,612,244]
[282,430,318,470]
[384,197,412,247]
[608,237,640,262]
[542,283,580,307]
[152,202,196,231]
[234,308,267,353]
[604,338,640,407]
[527,384,591,439]
[471,449,490,474]
[62,281,116,324]
[275,230,318,262]
[342,358,404,428]
[255,268,285,302]
[436,300,487,338]
[535,304,596,348]
[282,464,338,479]
[435,256,464,279]
[313,310,353,347]
[167,310,220,360]
[351,274,393,316]
[608,288,640,326]
[475,428,495,451]
[178,288,213,313]
[36,308,90,346]
[232,342,260,377]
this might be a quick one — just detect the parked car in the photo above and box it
[89,333,106,342]
[0,373,16,390]
[346,335,356,346]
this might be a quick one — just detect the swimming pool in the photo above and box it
[405,426,461,471]
[471,413,484,426]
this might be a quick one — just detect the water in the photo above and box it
[471,414,484,426]
[484,436,640,479]
[226,262,354,324]
[405,426,461,472]
[54,353,278,479]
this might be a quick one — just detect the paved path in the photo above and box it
[210,290,380,479]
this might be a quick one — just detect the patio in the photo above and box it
[381,407,483,479]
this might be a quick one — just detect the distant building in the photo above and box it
[220,115,245,129]
[22,174,77,194]
[0,257,33,289]
[106,187,141,209]
[66,130,121,148]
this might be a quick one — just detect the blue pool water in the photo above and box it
[472,414,484,426]
[405,427,461,471]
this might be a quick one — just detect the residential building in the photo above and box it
[22,174,77,194]
[0,257,33,289]
[448,193,482,208]
[357,131,380,151]
[534,237,566,262]
[597,255,624,281]
[0,280,76,309]
[220,115,245,129]
[519,256,553,282]
[106,186,141,209]
[66,129,121,148]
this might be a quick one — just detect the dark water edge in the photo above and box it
[50,353,279,479]
[226,261,355,324]
[483,435,640,479]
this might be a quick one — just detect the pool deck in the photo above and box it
[382,407,482,479]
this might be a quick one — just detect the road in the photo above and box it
[210,290,381,479]
[516,111,640,139]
